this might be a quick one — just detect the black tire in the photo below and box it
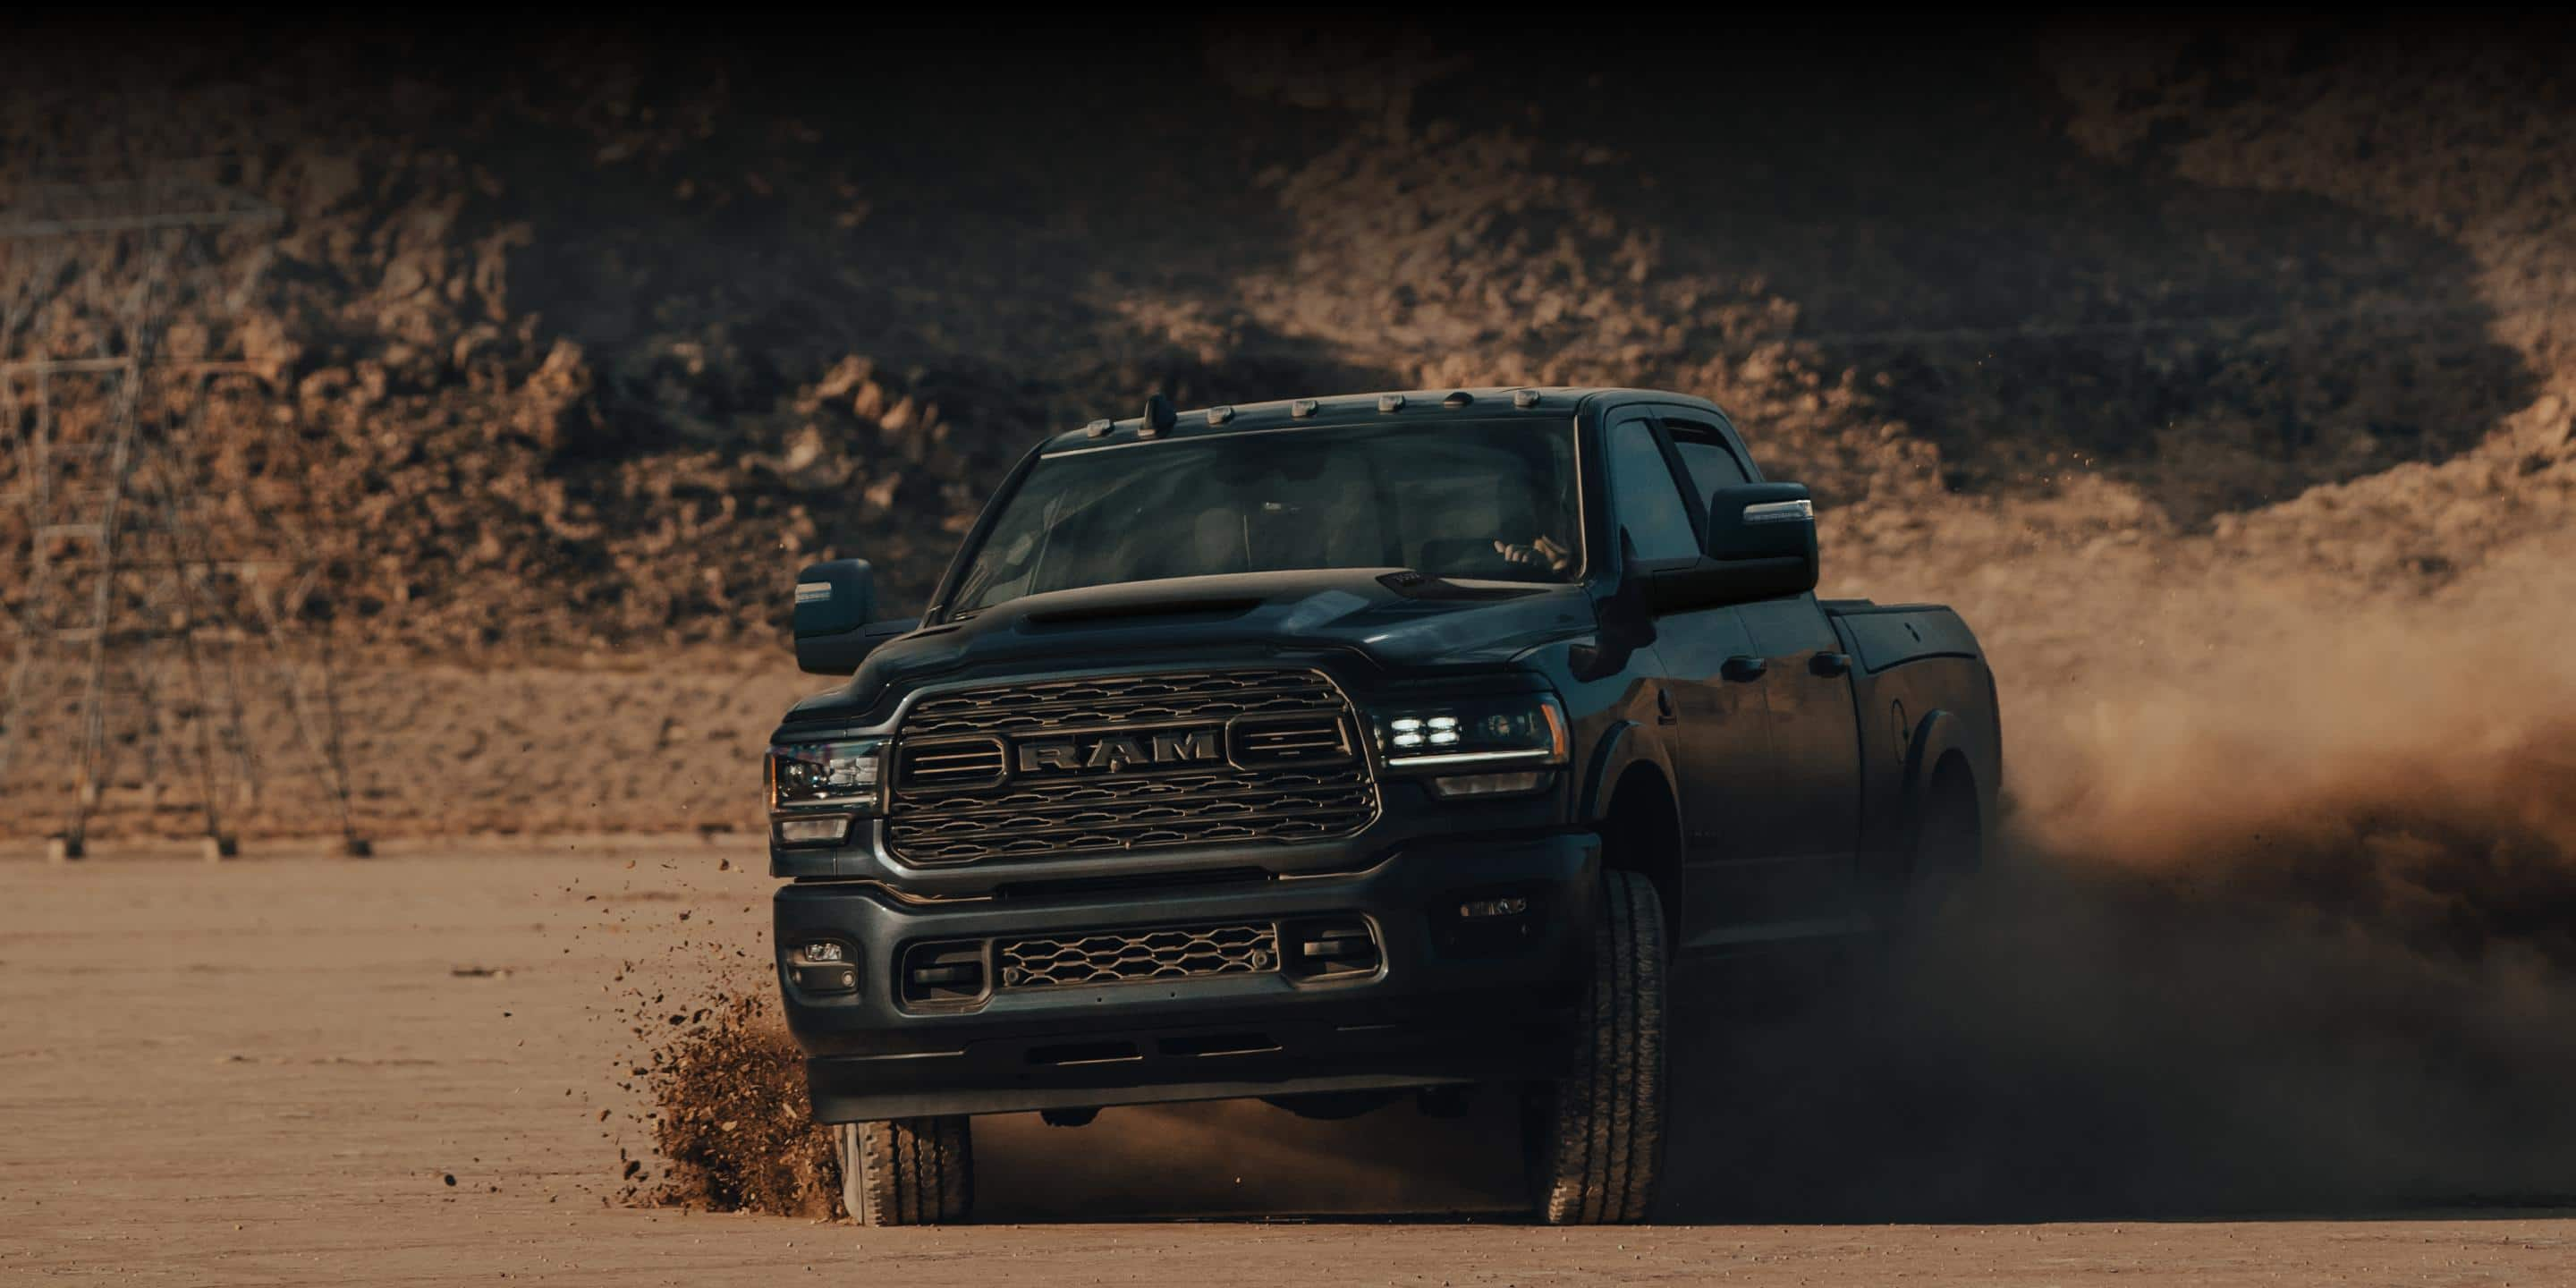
[1902,758,1983,927]
[835,1116,973,1225]
[1851,758,1982,1002]
[1526,869,1665,1224]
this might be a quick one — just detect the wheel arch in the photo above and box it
[1900,708,1994,871]
[1579,719,1685,932]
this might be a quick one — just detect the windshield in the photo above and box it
[946,419,1581,615]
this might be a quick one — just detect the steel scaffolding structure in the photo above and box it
[0,158,366,860]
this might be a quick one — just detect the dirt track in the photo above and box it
[3,840,2571,1286]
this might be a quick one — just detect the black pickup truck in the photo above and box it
[765,386,2001,1225]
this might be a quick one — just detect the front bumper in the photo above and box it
[775,828,1597,1122]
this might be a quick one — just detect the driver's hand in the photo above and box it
[1493,534,1574,573]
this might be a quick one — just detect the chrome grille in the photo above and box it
[905,669,1348,736]
[1231,714,1357,766]
[886,669,1378,864]
[998,921,1280,988]
[897,737,1006,789]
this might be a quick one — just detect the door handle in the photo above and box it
[1809,651,1851,678]
[1721,655,1767,682]
[1655,689,1678,724]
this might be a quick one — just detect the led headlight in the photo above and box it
[1372,695,1568,772]
[767,739,887,813]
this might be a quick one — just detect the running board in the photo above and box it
[1680,914,1874,954]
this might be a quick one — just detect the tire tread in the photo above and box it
[1533,869,1665,1225]
[838,1115,973,1225]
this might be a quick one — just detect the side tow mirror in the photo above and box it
[792,559,916,675]
[1702,482,1819,601]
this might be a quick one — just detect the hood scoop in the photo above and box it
[1019,596,1265,631]
[1377,569,1541,601]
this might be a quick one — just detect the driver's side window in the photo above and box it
[1604,416,1699,561]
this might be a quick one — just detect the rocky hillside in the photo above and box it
[5,21,2565,658]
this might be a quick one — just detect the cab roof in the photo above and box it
[1037,386,1726,454]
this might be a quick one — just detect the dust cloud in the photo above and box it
[1662,555,2576,1219]
[2011,557,2576,968]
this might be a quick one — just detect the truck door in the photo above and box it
[1660,412,1865,932]
[1732,594,1863,887]
[1597,411,1775,944]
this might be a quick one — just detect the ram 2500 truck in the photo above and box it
[765,386,2001,1225]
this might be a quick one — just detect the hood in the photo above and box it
[784,568,1596,724]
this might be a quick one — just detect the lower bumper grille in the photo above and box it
[997,921,1280,989]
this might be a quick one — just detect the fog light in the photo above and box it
[1428,770,1548,799]
[775,815,852,845]
[791,964,859,993]
[1459,895,1529,919]
[788,940,859,994]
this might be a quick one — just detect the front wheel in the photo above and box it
[835,1116,973,1225]
[1525,869,1666,1224]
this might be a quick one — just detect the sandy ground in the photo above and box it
[4,839,2573,1287]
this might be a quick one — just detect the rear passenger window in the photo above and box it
[1665,419,1750,505]
[1605,419,1700,561]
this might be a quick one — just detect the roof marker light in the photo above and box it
[1442,391,1472,409]
[1512,388,1542,409]
[1139,393,1177,439]
[1207,405,1235,426]
[1083,419,1114,438]
[1378,394,1406,413]
[1291,399,1319,419]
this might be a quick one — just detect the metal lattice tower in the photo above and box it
[0,157,367,860]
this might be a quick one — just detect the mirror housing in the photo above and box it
[1707,482,1818,560]
[1640,482,1820,614]
[792,559,916,675]
[1702,481,1818,601]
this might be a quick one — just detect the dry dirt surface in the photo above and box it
[5,839,2574,1286]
